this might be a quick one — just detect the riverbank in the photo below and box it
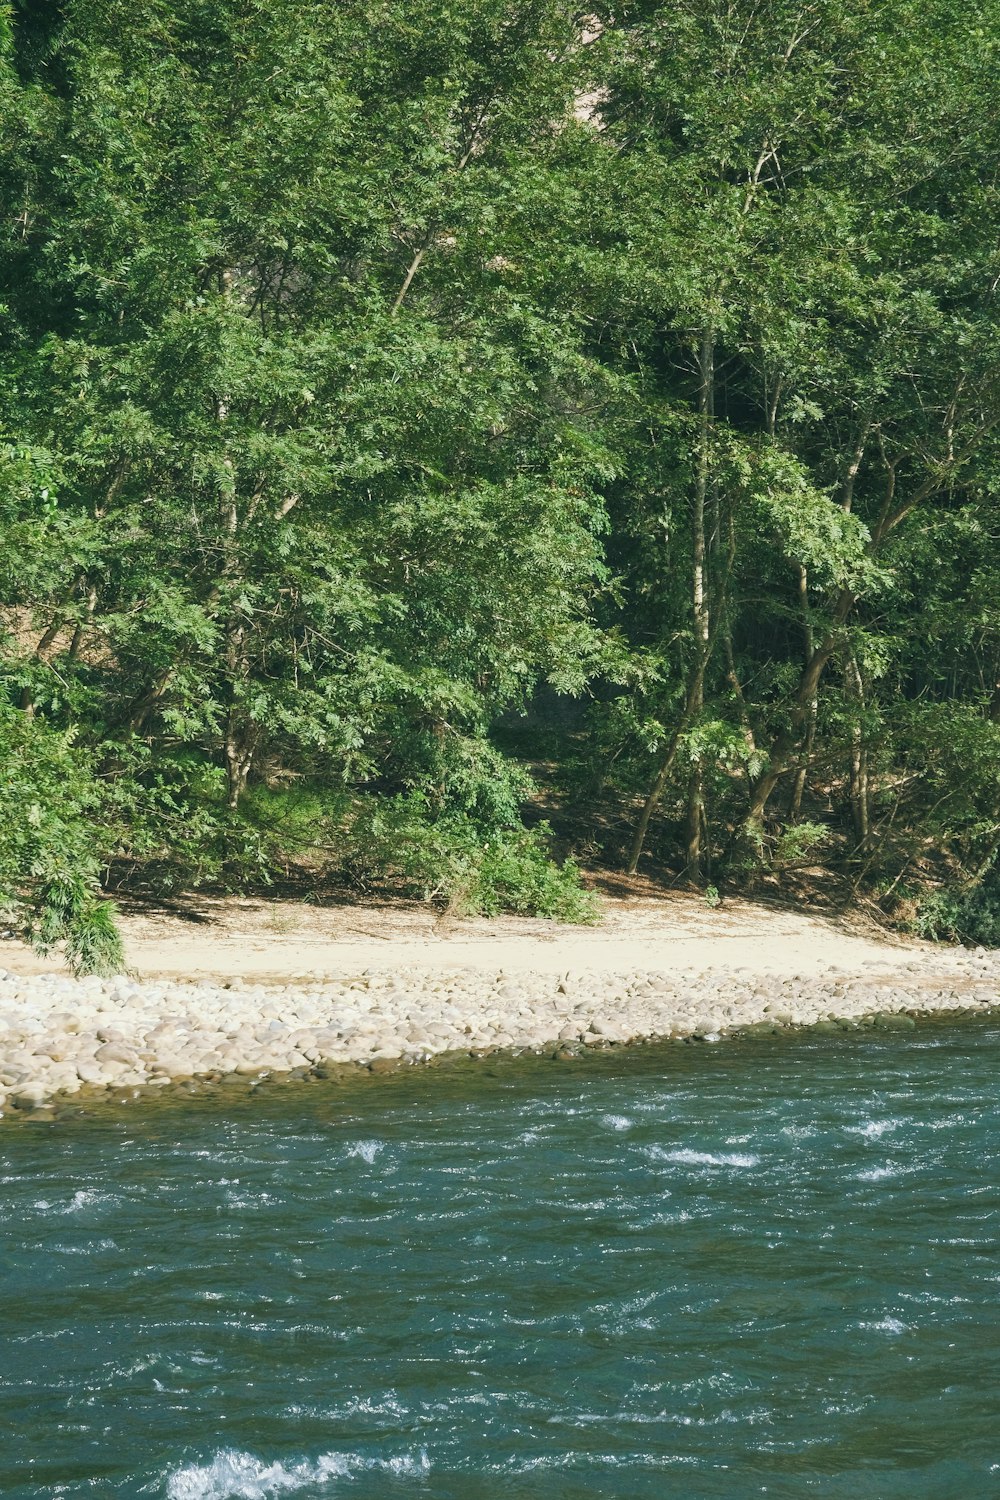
[0,893,997,1116]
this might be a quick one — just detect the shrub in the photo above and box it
[30,872,125,976]
[348,792,600,923]
[913,881,1000,948]
[0,705,124,974]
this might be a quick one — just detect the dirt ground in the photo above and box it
[0,885,934,984]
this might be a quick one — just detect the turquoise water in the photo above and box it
[2,1022,999,1499]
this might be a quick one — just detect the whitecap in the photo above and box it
[346,1140,384,1164]
[165,1447,429,1500]
[32,1189,116,1215]
[378,1453,430,1476]
[600,1114,634,1132]
[649,1147,760,1168]
[861,1317,908,1334]
[51,1237,117,1254]
[845,1118,904,1140]
[166,1449,347,1499]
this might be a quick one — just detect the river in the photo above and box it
[2,1021,998,1498]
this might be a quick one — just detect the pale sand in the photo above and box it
[0,891,939,984]
[1,895,997,1114]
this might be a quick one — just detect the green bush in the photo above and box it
[110,757,351,893]
[913,882,1000,948]
[348,793,600,923]
[473,828,600,922]
[772,821,830,868]
[0,705,124,974]
[30,872,125,976]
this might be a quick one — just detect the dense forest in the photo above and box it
[3,0,1000,970]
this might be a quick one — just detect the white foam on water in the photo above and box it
[165,1449,348,1499]
[225,1188,276,1209]
[649,1147,760,1169]
[51,1237,117,1254]
[821,1399,872,1416]
[165,1446,430,1500]
[697,1406,774,1427]
[292,1393,410,1423]
[346,1140,384,1164]
[379,1454,429,1476]
[846,1117,905,1140]
[600,1114,634,1132]
[495,1451,699,1473]
[855,1164,900,1181]
[32,1188,117,1215]
[860,1317,908,1335]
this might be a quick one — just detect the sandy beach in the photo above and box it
[0,887,946,982]
[0,893,996,1116]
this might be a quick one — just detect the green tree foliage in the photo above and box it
[1,0,610,963]
[577,0,1000,902]
[0,701,123,973]
[2,0,1000,965]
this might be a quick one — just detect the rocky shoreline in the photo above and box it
[1,948,999,1118]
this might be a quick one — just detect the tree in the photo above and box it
[579,0,1000,896]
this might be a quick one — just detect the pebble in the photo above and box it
[0,950,995,1115]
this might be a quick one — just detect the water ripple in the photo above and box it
[1,1020,999,1498]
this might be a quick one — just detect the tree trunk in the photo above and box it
[127,667,174,734]
[685,764,705,880]
[19,616,66,715]
[845,647,870,848]
[788,564,815,821]
[747,584,856,831]
[214,268,257,811]
[67,585,98,663]
[627,328,715,877]
[626,720,685,875]
[222,610,257,810]
[684,328,714,884]
[224,723,256,810]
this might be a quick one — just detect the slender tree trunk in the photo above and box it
[788,564,815,821]
[723,626,755,757]
[684,329,714,883]
[845,647,870,848]
[747,584,856,831]
[720,626,759,825]
[627,328,715,876]
[19,615,68,715]
[788,712,816,823]
[215,268,257,812]
[224,705,257,810]
[127,667,174,733]
[222,613,256,810]
[67,585,98,663]
[684,764,705,879]
[626,720,685,875]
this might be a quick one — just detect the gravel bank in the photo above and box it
[1,950,998,1117]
